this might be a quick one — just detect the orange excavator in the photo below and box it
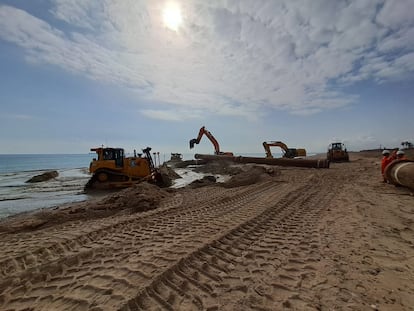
[263,141,307,158]
[189,126,234,156]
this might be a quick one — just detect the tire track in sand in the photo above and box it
[0,179,303,310]
[119,172,340,310]
[0,186,238,278]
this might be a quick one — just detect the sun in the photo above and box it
[162,2,182,31]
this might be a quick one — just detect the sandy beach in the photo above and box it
[0,151,413,310]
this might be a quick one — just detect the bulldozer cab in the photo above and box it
[94,148,124,167]
[330,143,345,151]
[327,142,349,162]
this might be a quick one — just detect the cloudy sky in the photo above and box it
[0,0,413,155]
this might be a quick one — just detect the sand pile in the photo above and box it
[221,164,278,188]
[98,182,171,212]
[0,182,172,233]
[185,163,278,188]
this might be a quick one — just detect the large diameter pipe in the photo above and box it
[384,159,414,190]
[194,154,330,169]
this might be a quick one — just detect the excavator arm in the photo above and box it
[263,141,289,158]
[189,126,233,156]
[263,141,306,158]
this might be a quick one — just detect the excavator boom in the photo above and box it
[189,126,233,156]
[263,141,306,158]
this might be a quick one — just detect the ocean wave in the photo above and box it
[0,197,27,202]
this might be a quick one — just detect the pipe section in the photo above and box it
[194,154,330,169]
[384,159,414,190]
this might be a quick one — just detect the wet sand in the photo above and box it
[0,152,413,310]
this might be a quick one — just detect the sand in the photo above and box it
[0,152,413,310]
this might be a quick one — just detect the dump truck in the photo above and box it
[85,146,163,190]
[327,142,349,162]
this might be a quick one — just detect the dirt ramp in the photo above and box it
[99,182,171,212]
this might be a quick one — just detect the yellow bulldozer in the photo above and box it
[85,146,163,190]
[327,142,349,162]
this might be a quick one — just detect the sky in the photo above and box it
[0,0,413,155]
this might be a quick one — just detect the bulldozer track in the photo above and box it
[0,170,342,310]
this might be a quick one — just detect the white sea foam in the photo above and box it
[170,169,206,188]
[170,168,230,188]
[0,167,91,219]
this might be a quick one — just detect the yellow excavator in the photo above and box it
[263,141,307,158]
[189,126,233,156]
[85,146,163,190]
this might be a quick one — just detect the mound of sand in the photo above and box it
[0,182,172,233]
[221,165,278,188]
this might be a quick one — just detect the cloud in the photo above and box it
[140,108,197,121]
[0,0,413,120]
[0,113,35,121]
[376,0,414,30]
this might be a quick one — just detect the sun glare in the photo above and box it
[162,2,182,31]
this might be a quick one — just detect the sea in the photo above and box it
[0,154,96,219]
[0,153,214,219]
[0,152,279,219]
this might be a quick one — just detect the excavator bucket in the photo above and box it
[189,138,197,149]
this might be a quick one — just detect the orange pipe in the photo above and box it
[384,159,414,190]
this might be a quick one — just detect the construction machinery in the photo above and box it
[263,141,307,158]
[189,126,233,156]
[85,146,163,190]
[170,153,183,161]
[327,142,349,162]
